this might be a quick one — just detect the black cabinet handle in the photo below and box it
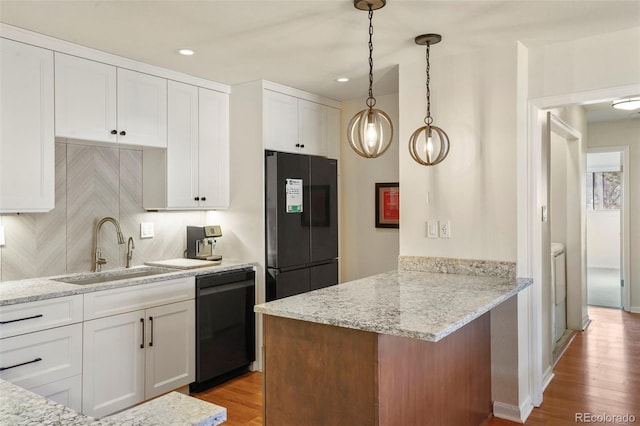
[295,143,300,148]
[111,130,118,135]
[201,197,206,201]
[0,314,43,325]
[140,318,145,349]
[149,316,153,347]
[120,131,126,136]
[0,357,42,371]
[194,197,200,201]
[300,144,305,148]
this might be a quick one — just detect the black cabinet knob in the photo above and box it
[111,130,117,135]
[300,144,305,148]
[120,131,126,136]
[201,197,206,201]
[194,197,200,201]
[295,143,300,148]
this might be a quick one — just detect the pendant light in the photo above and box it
[408,34,450,166]
[347,0,394,158]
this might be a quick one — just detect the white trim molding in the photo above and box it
[493,398,534,424]
[542,366,555,391]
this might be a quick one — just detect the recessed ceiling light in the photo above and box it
[178,49,195,56]
[335,77,350,83]
[612,97,640,111]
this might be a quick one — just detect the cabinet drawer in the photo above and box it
[30,374,82,412]
[0,295,83,339]
[0,323,82,390]
[83,277,195,320]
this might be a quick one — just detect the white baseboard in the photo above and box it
[542,365,554,391]
[582,316,592,330]
[629,306,640,314]
[493,397,534,423]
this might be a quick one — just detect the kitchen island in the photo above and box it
[254,260,532,426]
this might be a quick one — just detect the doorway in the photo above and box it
[585,150,624,309]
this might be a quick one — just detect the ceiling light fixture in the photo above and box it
[347,0,394,158]
[408,34,450,166]
[178,49,195,56]
[612,97,640,111]
[336,77,350,83]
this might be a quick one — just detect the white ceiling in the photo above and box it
[1,0,639,101]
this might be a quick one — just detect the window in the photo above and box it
[586,171,621,210]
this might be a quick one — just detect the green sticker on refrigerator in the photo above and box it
[286,178,303,213]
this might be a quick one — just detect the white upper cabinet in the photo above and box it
[263,89,332,157]
[143,82,229,210]
[54,53,167,148]
[54,53,117,143]
[298,99,325,156]
[0,38,55,213]
[116,68,167,148]
[264,89,298,152]
[324,106,340,160]
[198,87,230,209]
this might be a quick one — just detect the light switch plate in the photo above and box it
[0,225,5,246]
[427,221,439,238]
[140,222,154,239]
[439,221,451,238]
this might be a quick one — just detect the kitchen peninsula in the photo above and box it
[254,257,533,426]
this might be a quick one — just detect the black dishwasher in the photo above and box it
[190,268,255,392]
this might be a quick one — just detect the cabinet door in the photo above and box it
[144,300,195,399]
[324,106,340,160]
[117,68,167,148]
[82,311,145,418]
[29,375,83,412]
[198,88,230,208]
[298,99,325,156]
[54,53,117,143]
[0,38,54,213]
[264,90,298,153]
[167,81,199,208]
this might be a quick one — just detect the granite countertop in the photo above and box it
[0,379,226,426]
[255,269,533,342]
[0,260,257,306]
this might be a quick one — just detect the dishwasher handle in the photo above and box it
[199,280,255,297]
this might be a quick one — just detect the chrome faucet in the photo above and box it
[126,237,135,268]
[92,217,126,272]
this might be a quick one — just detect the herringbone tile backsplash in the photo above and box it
[0,143,206,281]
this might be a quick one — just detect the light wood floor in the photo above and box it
[193,307,640,425]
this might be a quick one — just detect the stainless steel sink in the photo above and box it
[54,267,175,285]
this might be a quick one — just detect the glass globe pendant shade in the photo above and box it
[347,107,394,158]
[408,124,450,166]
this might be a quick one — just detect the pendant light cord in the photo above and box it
[424,43,433,125]
[366,5,376,108]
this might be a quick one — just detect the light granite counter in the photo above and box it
[255,269,532,342]
[0,379,226,425]
[0,260,256,306]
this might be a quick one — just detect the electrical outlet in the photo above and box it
[439,221,451,238]
[140,222,154,239]
[427,221,438,238]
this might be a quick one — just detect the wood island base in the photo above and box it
[263,312,492,426]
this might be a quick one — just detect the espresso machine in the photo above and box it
[187,225,223,261]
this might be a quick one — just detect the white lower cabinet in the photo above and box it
[82,300,195,418]
[30,374,83,412]
[0,322,83,411]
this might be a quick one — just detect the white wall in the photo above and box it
[398,43,518,262]
[529,27,640,100]
[340,92,399,282]
[587,119,640,309]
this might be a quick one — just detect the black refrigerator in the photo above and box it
[265,150,338,301]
